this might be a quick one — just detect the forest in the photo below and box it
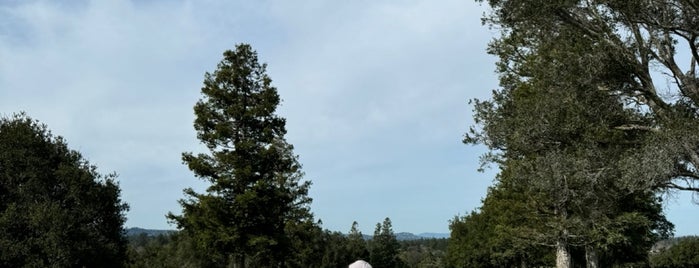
[1,0,698,267]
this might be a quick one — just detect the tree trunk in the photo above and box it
[585,245,599,268]
[231,256,246,268]
[520,257,528,268]
[556,238,572,268]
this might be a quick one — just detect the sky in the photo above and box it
[0,0,696,236]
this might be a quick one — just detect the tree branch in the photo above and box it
[613,124,659,132]
[665,182,699,192]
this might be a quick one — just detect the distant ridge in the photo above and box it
[126,227,174,237]
[126,227,449,240]
[418,232,450,239]
[362,232,450,241]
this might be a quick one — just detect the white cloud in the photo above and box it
[1,0,518,234]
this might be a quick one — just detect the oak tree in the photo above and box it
[0,113,128,267]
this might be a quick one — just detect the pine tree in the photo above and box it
[369,218,402,268]
[347,221,369,262]
[168,44,313,268]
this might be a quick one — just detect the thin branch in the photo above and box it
[676,171,699,181]
[665,182,699,192]
[613,124,660,132]
[689,35,698,76]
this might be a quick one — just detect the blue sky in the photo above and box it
[0,0,696,236]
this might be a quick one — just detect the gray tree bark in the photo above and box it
[556,238,572,268]
[585,245,599,268]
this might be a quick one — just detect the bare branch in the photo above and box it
[665,182,699,192]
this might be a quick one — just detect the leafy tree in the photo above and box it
[466,65,668,267]
[0,113,128,267]
[446,181,552,268]
[465,1,684,266]
[167,44,313,268]
[399,238,448,268]
[284,219,326,267]
[650,236,699,268]
[474,0,699,194]
[127,231,209,268]
[369,217,403,268]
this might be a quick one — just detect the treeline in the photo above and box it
[127,218,448,268]
[649,236,699,267]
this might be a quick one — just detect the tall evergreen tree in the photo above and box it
[0,113,128,267]
[369,218,402,268]
[168,44,313,268]
[319,230,351,268]
[347,221,370,262]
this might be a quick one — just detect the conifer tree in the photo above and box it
[369,218,402,268]
[347,221,369,262]
[168,44,313,268]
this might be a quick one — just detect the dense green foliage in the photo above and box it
[452,0,697,267]
[399,238,448,267]
[0,113,129,267]
[128,219,438,268]
[347,221,370,262]
[447,186,553,268]
[167,44,314,267]
[127,232,203,268]
[473,0,699,193]
[650,236,699,268]
[369,218,403,267]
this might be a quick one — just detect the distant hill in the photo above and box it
[396,232,423,241]
[418,232,450,239]
[364,232,450,241]
[125,227,449,241]
[126,227,174,237]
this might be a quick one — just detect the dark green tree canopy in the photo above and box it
[369,217,402,268]
[461,1,688,267]
[474,0,699,194]
[168,43,313,268]
[347,221,370,262]
[0,113,128,268]
[650,236,699,268]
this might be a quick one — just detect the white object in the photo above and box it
[349,260,372,268]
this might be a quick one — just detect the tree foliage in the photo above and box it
[347,221,370,262]
[127,232,204,268]
[650,236,699,268]
[398,238,448,268]
[474,0,699,194]
[167,44,313,267]
[0,113,129,267]
[369,217,403,268]
[127,221,385,268]
[457,1,691,267]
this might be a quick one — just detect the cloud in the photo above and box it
[1,0,503,233]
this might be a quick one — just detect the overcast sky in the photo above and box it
[1,0,696,235]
